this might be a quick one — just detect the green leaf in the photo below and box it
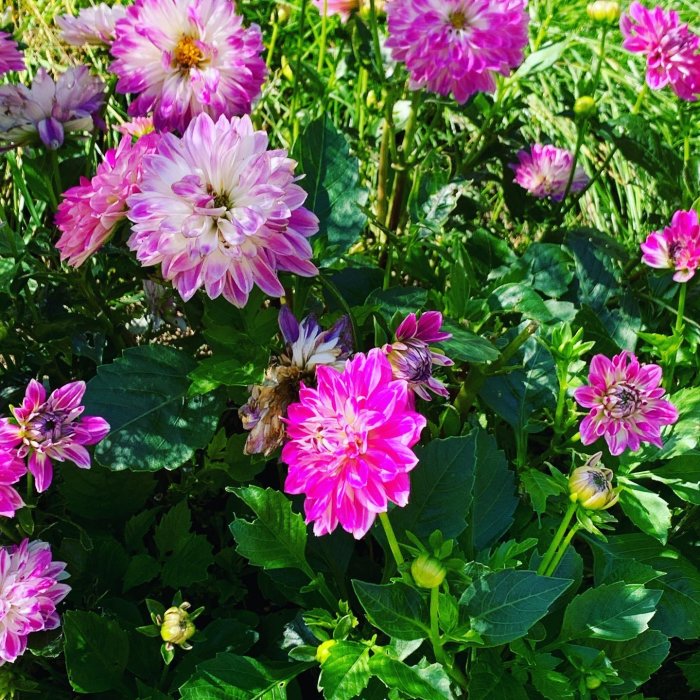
[521,244,574,298]
[644,453,700,504]
[520,469,565,516]
[469,651,528,699]
[514,40,568,77]
[618,478,672,544]
[368,655,453,700]
[318,641,371,700]
[529,665,575,700]
[440,322,500,363]
[189,356,267,394]
[677,650,700,691]
[123,554,160,592]
[487,283,553,322]
[155,500,192,555]
[161,534,214,588]
[366,287,428,318]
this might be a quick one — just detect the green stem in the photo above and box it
[553,371,568,435]
[266,13,280,68]
[544,523,581,576]
[0,520,19,544]
[537,502,576,576]
[317,0,328,73]
[367,0,384,80]
[589,25,608,94]
[429,586,470,691]
[318,274,359,350]
[50,149,63,206]
[379,511,405,575]
[665,282,687,391]
[631,83,649,115]
[560,115,587,206]
[290,0,309,146]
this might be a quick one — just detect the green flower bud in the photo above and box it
[316,639,336,664]
[277,4,291,22]
[586,1,621,22]
[160,604,196,649]
[569,453,619,511]
[574,96,596,118]
[411,554,446,589]
[585,675,603,690]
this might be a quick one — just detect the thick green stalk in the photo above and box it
[537,502,576,576]
[665,282,687,391]
[379,511,405,569]
[429,586,469,691]
[544,523,581,576]
[317,0,328,73]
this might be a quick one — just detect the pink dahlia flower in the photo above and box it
[312,0,359,22]
[127,113,319,306]
[0,540,70,665]
[640,209,700,282]
[383,311,453,401]
[0,450,26,518]
[55,132,160,267]
[282,348,426,538]
[621,2,700,101]
[0,380,110,493]
[116,115,155,137]
[574,352,678,456]
[56,3,127,46]
[0,32,25,75]
[385,0,529,103]
[510,144,589,201]
[110,0,267,133]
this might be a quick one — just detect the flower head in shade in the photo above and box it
[0,540,70,665]
[620,2,700,101]
[510,144,589,201]
[574,352,678,456]
[383,311,453,401]
[0,380,110,493]
[569,452,619,511]
[0,33,25,75]
[127,113,319,306]
[641,209,700,282]
[312,0,359,22]
[282,349,426,538]
[385,0,529,103]
[57,3,127,46]
[110,0,267,133]
[240,307,352,455]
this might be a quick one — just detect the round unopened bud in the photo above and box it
[569,453,618,511]
[574,96,596,118]
[160,605,196,647]
[316,639,336,664]
[277,5,290,23]
[585,676,603,690]
[586,1,621,22]
[411,554,446,589]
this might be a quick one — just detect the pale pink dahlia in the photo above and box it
[116,115,155,137]
[0,540,70,665]
[55,132,160,267]
[127,113,319,306]
[282,348,426,538]
[621,2,700,101]
[641,209,700,282]
[0,451,26,518]
[57,3,127,46]
[574,352,678,456]
[0,380,110,493]
[0,33,25,75]
[312,0,359,22]
[385,0,529,103]
[110,0,267,133]
[510,144,589,201]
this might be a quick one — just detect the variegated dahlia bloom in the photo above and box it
[0,380,109,493]
[641,209,700,282]
[384,311,453,400]
[116,115,155,137]
[56,3,127,46]
[282,349,426,538]
[510,144,589,201]
[110,0,267,132]
[621,2,700,101]
[385,0,529,103]
[312,0,359,22]
[127,113,319,306]
[0,540,70,665]
[0,451,26,519]
[0,32,24,75]
[574,352,678,456]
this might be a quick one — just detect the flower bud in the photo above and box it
[569,453,618,510]
[411,554,446,589]
[277,4,291,22]
[316,639,336,664]
[574,96,596,118]
[160,604,196,648]
[366,90,377,109]
[281,57,294,82]
[586,1,621,22]
[585,676,603,690]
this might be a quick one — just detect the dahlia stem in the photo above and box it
[537,502,576,576]
[379,511,406,575]
[290,0,309,145]
[674,281,687,337]
[553,370,569,436]
[266,12,280,68]
[665,282,687,391]
[589,25,608,95]
[429,585,469,691]
[0,520,19,544]
[560,115,587,205]
[367,0,384,80]
[631,83,649,115]
[318,274,359,349]
[544,523,581,577]
[317,0,328,73]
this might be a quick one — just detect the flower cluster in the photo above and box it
[510,144,589,201]
[0,33,24,75]
[57,3,127,47]
[641,209,700,282]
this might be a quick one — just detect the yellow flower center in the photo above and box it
[449,11,467,29]
[173,36,203,70]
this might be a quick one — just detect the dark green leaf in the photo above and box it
[645,454,700,504]
[161,534,214,588]
[618,478,672,544]
[677,650,700,691]
[366,287,427,318]
[440,322,500,363]
[368,655,453,700]
[123,554,160,592]
[487,283,553,322]
[520,469,565,516]
[318,641,371,700]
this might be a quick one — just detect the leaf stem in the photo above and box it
[378,511,406,579]
[429,586,469,691]
[665,281,687,391]
[537,502,576,576]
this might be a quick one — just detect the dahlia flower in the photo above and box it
[127,113,319,306]
[0,451,26,518]
[116,115,155,137]
[110,0,267,132]
[383,311,453,400]
[385,0,529,103]
[621,2,700,101]
[0,33,24,75]
[641,209,700,282]
[56,3,127,46]
[0,540,70,665]
[0,380,110,493]
[574,352,678,456]
[55,132,160,267]
[282,348,426,538]
[510,144,589,201]
[569,452,619,511]
[312,0,359,22]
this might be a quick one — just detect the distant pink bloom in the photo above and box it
[383,311,453,401]
[127,113,319,306]
[0,540,70,665]
[0,380,109,493]
[621,2,700,101]
[574,352,678,456]
[56,3,127,46]
[385,0,529,103]
[0,451,26,518]
[0,33,25,75]
[510,144,589,201]
[110,0,267,133]
[312,0,359,22]
[116,115,154,137]
[641,209,700,282]
[282,349,426,538]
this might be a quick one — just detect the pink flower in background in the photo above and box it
[385,0,529,103]
[641,209,700,282]
[620,2,700,101]
[116,115,154,137]
[384,311,453,400]
[127,113,319,306]
[574,352,678,456]
[110,0,267,132]
[510,144,589,201]
[0,451,26,518]
[0,540,70,665]
[312,0,359,22]
[0,380,109,493]
[0,32,25,75]
[56,3,127,46]
[282,349,426,538]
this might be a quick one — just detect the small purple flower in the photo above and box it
[0,32,25,75]
[510,144,589,201]
[641,209,700,282]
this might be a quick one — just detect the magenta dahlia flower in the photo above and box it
[312,0,359,22]
[282,348,426,538]
[0,380,109,493]
[0,450,26,518]
[0,540,70,665]
[510,144,589,201]
[57,3,127,46]
[385,0,529,103]
[574,352,678,456]
[110,0,267,133]
[621,2,700,101]
[0,32,25,75]
[127,113,319,306]
[641,209,700,282]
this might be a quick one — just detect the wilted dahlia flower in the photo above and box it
[110,0,267,132]
[0,380,109,493]
[56,3,127,46]
[0,451,26,518]
[0,540,70,665]
[641,209,700,282]
[621,2,700,101]
[312,0,359,22]
[282,349,426,538]
[127,113,319,306]
[574,352,678,456]
[0,33,24,75]
[510,144,589,201]
[385,0,529,103]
